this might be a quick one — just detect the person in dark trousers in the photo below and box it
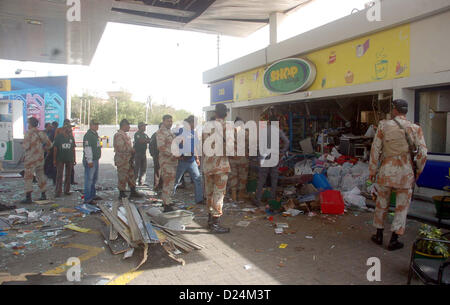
[253,116,290,208]
[173,115,204,204]
[53,121,76,197]
[83,120,102,204]
[149,123,163,193]
[55,119,78,185]
[44,122,57,184]
[134,122,150,186]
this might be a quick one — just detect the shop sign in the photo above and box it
[263,58,316,94]
[210,78,234,105]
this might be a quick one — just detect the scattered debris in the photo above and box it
[98,198,203,271]
[283,208,303,217]
[123,248,135,259]
[276,223,289,229]
[75,204,100,214]
[236,220,250,227]
[64,224,91,233]
[274,228,283,234]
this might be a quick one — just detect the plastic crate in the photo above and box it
[320,190,345,215]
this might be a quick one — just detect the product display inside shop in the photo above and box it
[244,94,393,217]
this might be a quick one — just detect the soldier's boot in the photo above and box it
[119,191,127,199]
[207,214,213,227]
[209,216,230,234]
[129,187,143,198]
[21,192,32,204]
[39,192,47,201]
[387,232,404,251]
[371,229,383,246]
[231,189,237,202]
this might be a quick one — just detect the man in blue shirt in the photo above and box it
[173,115,204,204]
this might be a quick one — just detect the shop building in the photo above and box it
[203,0,450,199]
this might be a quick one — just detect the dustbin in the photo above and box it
[432,196,450,220]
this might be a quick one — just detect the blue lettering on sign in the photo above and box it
[211,78,234,105]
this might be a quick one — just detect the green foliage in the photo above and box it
[71,91,193,125]
[417,224,449,258]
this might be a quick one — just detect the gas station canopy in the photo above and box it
[0,0,310,65]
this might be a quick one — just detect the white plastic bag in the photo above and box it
[341,174,358,191]
[343,193,366,208]
[351,162,369,176]
[343,187,366,208]
[328,176,341,189]
[295,160,313,175]
[327,166,342,177]
[285,209,302,216]
[365,125,376,137]
[331,147,342,159]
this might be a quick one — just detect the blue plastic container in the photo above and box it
[416,160,450,191]
[312,174,332,191]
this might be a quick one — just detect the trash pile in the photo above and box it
[247,147,373,218]
[98,198,203,270]
[0,201,100,261]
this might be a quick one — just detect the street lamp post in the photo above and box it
[115,97,118,128]
[107,91,122,129]
[79,98,83,129]
[145,96,152,124]
[87,98,91,128]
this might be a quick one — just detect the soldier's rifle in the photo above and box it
[393,118,418,188]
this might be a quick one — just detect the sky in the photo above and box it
[0,0,369,117]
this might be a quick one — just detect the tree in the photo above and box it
[71,90,193,126]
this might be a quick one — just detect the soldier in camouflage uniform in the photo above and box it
[369,99,427,251]
[156,115,179,212]
[113,119,143,199]
[203,104,233,233]
[21,117,53,203]
[228,117,249,202]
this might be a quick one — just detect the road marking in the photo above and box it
[43,243,104,275]
[107,270,143,285]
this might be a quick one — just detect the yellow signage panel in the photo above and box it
[0,80,11,92]
[233,24,410,102]
[234,67,278,102]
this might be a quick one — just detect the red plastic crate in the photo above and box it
[320,190,345,215]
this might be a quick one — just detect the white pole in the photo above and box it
[146,100,149,124]
[88,98,91,127]
[79,98,82,129]
[115,97,118,128]
[84,98,88,128]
